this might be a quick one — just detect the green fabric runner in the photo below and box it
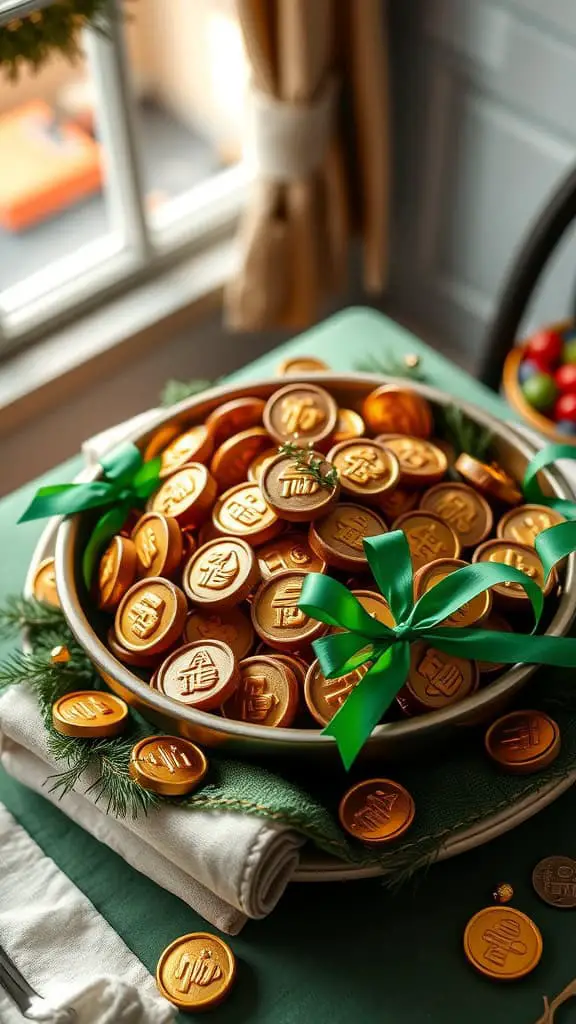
[3,308,576,1023]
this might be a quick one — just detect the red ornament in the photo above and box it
[525,328,563,370]
[555,363,576,394]
[554,392,576,422]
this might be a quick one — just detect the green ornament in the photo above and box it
[521,372,557,411]
[563,339,576,365]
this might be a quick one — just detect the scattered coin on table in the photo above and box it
[156,932,236,1010]
[485,710,561,774]
[532,855,576,908]
[52,691,129,738]
[463,906,542,980]
[338,779,415,844]
[32,556,60,607]
[130,735,208,795]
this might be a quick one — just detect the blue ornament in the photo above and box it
[556,419,576,436]
[518,360,539,384]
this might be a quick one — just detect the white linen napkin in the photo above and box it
[0,687,304,935]
[0,802,174,1023]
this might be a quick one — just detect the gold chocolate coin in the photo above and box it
[413,558,491,626]
[485,710,560,774]
[156,932,236,1011]
[182,537,260,609]
[327,439,400,503]
[155,640,240,711]
[205,396,266,446]
[472,539,554,605]
[263,382,337,447]
[399,641,479,714]
[334,408,365,443]
[455,454,522,506]
[212,482,281,546]
[115,577,188,654]
[380,436,447,486]
[97,535,138,612]
[247,447,280,484]
[254,649,309,689]
[276,355,330,375]
[378,486,420,521]
[183,607,254,662]
[260,451,340,522]
[363,385,433,438]
[309,502,388,572]
[257,532,326,580]
[159,424,214,477]
[210,427,272,490]
[251,570,326,651]
[419,482,493,548]
[392,511,460,572]
[52,690,128,738]
[143,422,181,462]
[32,557,60,608]
[304,659,368,725]
[130,735,207,796]
[532,855,576,908]
[222,655,299,727]
[149,464,217,527]
[338,779,415,844]
[497,503,565,546]
[131,512,183,579]
[476,613,513,674]
[463,906,542,980]
[107,627,161,668]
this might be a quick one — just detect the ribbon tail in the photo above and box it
[132,455,162,497]
[100,442,143,483]
[425,627,576,667]
[364,532,414,623]
[412,561,544,631]
[523,443,576,516]
[312,631,378,678]
[18,482,115,522]
[323,644,410,770]
[536,520,576,579]
[82,504,131,589]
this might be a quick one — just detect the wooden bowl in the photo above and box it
[502,320,576,445]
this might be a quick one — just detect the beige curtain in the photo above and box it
[225,0,389,331]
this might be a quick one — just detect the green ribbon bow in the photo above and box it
[18,443,161,588]
[523,441,576,517]
[299,524,576,769]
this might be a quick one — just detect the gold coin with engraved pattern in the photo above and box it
[308,502,388,571]
[333,408,365,443]
[254,648,310,688]
[155,639,240,711]
[472,539,555,606]
[263,382,338,447]
[247,447,280,484]
[205,396,266,446]
[129,735,207,795]
[532,855,576,908]
[182,537,260,610]
[397,642,479,715]
[260,451,340,522]
[304,659,369,726]
[210,427,272,490]
[156,932,236,1011]
[183,607,254,662]
[257,532,326,580]
[96,535,138,612]
[455,454,522,506]
[52,690,129,738]
[158,424,214,477]
[463,906,542,980]
[221,655,299,727]
[485,710,560,774]
[131,512,183,579]
[143,422,181,462]
[413,558,491,627]
[363,385,433,438]
[251,570,327,651]
[114,578,188,655]
[148,463,217,528]
[419,482,493,548]
[497,503,565,546]
[377,486,420,521]
[212,482,282,546]
[392,510,460,572]
[32,557,60,608]
[327,439,400,502]
[379,435,447,487]
[338,779,415,844]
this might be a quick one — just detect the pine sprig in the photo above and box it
[355,352,427,382]
[160,377,218,407]
[0,0,113,79]
[0,595,65,640]
[278,443,339,488]
[434,403,494,462]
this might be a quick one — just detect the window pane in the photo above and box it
[125,0,248,227]
[0,43,115,294]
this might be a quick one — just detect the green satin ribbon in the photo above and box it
[523,441,576,517]
[299,524,576,769]
[18,443,161,588]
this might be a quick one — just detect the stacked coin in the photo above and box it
[82,379,565,733]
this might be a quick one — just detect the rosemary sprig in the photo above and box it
[278,443,339,488]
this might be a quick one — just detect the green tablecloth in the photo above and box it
[1,307,575,1024]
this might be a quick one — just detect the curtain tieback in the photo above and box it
[248,76,339,182]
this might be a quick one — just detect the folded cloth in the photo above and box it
[0,687,304,935]
[0,802,174,1024]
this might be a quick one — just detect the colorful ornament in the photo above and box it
[555,393,576,423]
[526,328,563,369]
[563,339,576,365]
[518,359,540,385]
[521,373,557,411]
[555,364,576,394]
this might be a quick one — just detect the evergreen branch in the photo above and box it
[160,377,218,407]
[0,0,113,79]
[434,403,494,462]
[355,352,427,382]
[0,596,64,639]
[278,443,339,488]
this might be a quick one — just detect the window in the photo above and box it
[0,0,249,353]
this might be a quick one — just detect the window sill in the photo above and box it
[0,236,237,437]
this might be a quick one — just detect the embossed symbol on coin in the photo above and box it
[271,579,307,629]
[463,907,543,980]
[278,463,319,497]
[342,446,386,483]
[485,710,561,774]
[198,549,239,589]
[338,778,415,844]
[351,789,398,833]
[175,948,222,990]
[128,591,165,638]
[239,674,280,722]
[130,735,207,796]
[417,648,463,698]
[156,932,236,1010]
[176,650,219,697]
[280,395,326,434]
[533,856,576,908]
[334,511,370,550]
